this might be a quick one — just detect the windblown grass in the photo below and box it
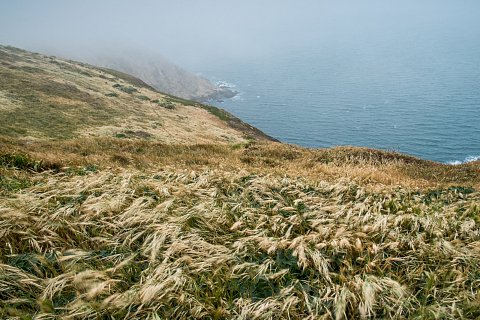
[1,137,478,189]
[0,149,479,318]
[1,44,480,319]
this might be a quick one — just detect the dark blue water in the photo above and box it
[190,4,480,164]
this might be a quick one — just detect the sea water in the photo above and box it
[199,37,480,164]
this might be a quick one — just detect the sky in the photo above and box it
[1,0,480,69]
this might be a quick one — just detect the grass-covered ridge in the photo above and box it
[0,44,274,143]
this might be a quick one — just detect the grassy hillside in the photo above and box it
[0,45,273,143]
[1,140,479,319]
[0,45,479,319]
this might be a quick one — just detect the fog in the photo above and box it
[2,0,480,162]
[1,0,479,70]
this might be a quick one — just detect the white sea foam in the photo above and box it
[216,80,237,89]
[447,155,480,165]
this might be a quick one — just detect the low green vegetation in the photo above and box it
[151,98,175,109]
[0,45,275,143]
[114,130,152,139]
[0,153,43,171]
[159,93,233,121]
[137,94,150,101]
[161,101,175,109]
[0,173,32,194]
[113,83,138,94]
[200,104,231,121]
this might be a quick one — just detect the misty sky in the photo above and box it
[1,0,480,69]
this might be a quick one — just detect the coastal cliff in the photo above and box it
[63,49,238,103]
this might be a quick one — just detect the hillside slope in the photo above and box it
[0,45,272,143]
[82,50,237,102]
[0,45,479,319]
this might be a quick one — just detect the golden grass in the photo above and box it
[1,136,478,190]
[0,139,479,319]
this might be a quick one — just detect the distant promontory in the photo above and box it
[71,49,238,103]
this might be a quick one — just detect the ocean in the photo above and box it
[198,36,480,164]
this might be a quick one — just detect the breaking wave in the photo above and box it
[215,80,237,89]
[446,155,480,165]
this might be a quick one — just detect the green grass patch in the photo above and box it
[0,174,32,194]
[161,101,175,110]
[153,99,176,110]
[113,83,138,94]
[136,95,150,101]
[114,130,152,139]
[199,105,232,121]
[1,153,44,171]
[0,153,60,172]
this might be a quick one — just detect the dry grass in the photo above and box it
[1,44,480,319]
[1,137,478,190]
[0,140,479,319]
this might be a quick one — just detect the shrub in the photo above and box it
[152,99,176,110]
[161,101,176,110]
[137,95,150,101]
[112,83,138,94]
[119,86,138,94]
[0,154,43,171]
